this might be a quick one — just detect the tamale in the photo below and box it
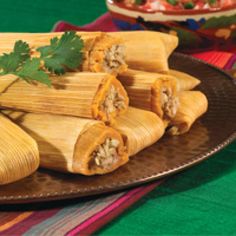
[154,32,179,57]
[4,111,129,175]
[0,72,129,123]
[0,114,39,185]
[0,32,127,75]
[112,107,165,156]
[118,69,179,121]
[168,91,208,135]
[169,69,201,91]
[110,31,178,73]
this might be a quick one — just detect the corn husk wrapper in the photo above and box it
[0,72,129,123]
[110,31,178,73]
[118,69,178,121]
[3,111,129,175]
[0,114,39,185]
[168,91,208,135]
[155,32,179,57]
[0,32,127,75]
[112,107,165,156]
[169,69,201,91]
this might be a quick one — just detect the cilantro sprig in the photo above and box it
[37,31,84,75]
[0,40,50,86]
[0,40,30,74]
[17,58,51,86]
[0,31,84,86]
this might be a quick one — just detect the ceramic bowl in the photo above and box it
[106,0,236,52]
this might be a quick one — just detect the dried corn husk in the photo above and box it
[168,91,208,135]
[0,114,39,185]
[112,107,165,156]
[3,111,129,175]
[0,32,127,75]
[118,69,178,121]
[154,32,179,57]
[0,72,129,123]
[169,69,201,91]
[110,31,178,73]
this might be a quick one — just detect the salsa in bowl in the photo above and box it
[114,0,236,12]
[107,0,236,52]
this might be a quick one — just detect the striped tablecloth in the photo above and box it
[0,13,235,236]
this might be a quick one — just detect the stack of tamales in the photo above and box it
[0,31,208,185]
[118,68,207,134]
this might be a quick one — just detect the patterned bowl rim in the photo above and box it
[107,0,236,16]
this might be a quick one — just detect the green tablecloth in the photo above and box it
[1,1,236,235]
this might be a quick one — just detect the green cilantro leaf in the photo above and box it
[13,40,31,62]
[183,2,195,9]
[37,31,84,75]
[0,41,50,86]
[135,0,143,4]
[167,0,178,6]
[0,40,30,74]
[0,32,85,86]
[208,0,217,5]
[14,58,51,86]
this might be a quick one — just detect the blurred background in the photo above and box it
[0,0,106,32]
[1,0,236,52]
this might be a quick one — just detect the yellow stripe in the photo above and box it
[0,212,33,232]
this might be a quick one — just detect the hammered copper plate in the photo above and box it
[0,53,236,204]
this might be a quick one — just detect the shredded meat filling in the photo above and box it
[100,85,126,117]
[161,87,179,119]
[103,45,125,73]
[168,126,180,136]
[90,138,120,169]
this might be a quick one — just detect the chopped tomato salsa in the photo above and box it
[117,0,236,10]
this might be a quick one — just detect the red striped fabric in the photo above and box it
[192,51,233,68]
[0,209,60,235]
[75,182,162,236]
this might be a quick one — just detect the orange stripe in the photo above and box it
[0,212,33,232]
[0,213,22,225]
